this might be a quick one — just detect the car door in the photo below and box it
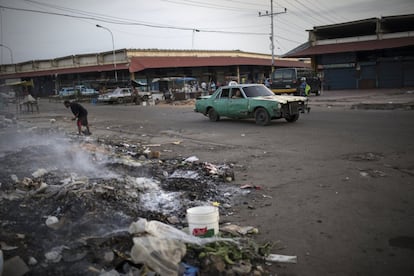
[212,88,230,116]
[227,88,249,118]
[121,88,130,99]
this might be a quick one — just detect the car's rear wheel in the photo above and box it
[285,113,299,122]
[208,108,220,122]
[117,98,124,104]
[255,107,270,126]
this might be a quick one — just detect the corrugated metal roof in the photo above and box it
[129,56,309,72]
[2,56,309,78]
[2,63,129,79]
[284,36,414,57]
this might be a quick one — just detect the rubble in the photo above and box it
[0,126,287,275]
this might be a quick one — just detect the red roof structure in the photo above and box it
[285,36,414,57]
[128,56,309,72]
[2,63,129,79]
[2,56,309,79]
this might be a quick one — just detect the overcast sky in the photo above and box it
[1,0,413,64]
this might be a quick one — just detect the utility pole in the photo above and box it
[192,29,200,49]
[259,0,287,70]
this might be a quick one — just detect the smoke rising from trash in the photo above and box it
[0,129,117,179]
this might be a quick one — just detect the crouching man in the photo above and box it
[64,100,91,135]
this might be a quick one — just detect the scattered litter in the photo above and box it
[32,168,48,178]
[265,253,298,263]
[45,246,68,263]
[131,236,186,276]
[180,262,199,276]
[128,218,236,246]
[359,169,387,178]
[0,241,18,251]
[240,184,261,190]
[170,170,199,180]
[203,163,234,181]
[220,224,259,236]
[28,256,38,266]
[184,156,199,163]
[45,216,59,228]
[36,182,48,193]
[0,130,281,275]
[10,174,19,183]
[2,256,29,276]
[144,143,161,147]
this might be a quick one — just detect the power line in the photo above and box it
[283,0,326,25]
[221,0,268,9]
[0,5,269,35]
[161,0,255,12]
[299,0,350,23]
[293,0,336,24]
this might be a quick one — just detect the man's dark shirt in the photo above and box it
[69,102,88,117]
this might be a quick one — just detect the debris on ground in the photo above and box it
[0,125,294,275]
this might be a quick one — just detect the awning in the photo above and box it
[129,56,309,73]
[130,79,148,87]
[1,63,129,79]
[284,36,414,58]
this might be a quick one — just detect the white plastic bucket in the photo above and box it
[187,206,219,237]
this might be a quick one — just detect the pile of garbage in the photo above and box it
[0,127,295,275]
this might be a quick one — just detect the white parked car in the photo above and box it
[59,87,76,97]
[75,85,98,96]
[98,87,132,104]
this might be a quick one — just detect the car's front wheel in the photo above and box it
[208,108,220,122]
[255,107,270,126]
[285,113,299,122]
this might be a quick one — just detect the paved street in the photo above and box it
[3,89,414,275]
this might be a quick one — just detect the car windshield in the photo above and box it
[242,85,274,97]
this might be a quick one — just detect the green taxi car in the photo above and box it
[194,84,310,126]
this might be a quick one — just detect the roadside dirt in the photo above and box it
[2,94,414,276]
[0,124,273,275]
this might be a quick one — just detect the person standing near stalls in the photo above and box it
[64,100,91,135]
[299,77,311,97]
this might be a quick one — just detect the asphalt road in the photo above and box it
[14,99,414,275]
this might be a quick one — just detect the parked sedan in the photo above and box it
[75,85,99,96]
[97,88,132,104]
[59,87,76,97]
[194,84,310,125]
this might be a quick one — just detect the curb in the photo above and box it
[350,102,414,110]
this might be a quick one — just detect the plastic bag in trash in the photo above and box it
[131,236,186,276]
[128,218,237,246]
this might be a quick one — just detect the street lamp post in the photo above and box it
[0,43,14,64]
[96,24,117,82]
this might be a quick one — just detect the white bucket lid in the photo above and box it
[187,206,218,216]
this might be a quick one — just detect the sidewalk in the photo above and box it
[308,88,414,110]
